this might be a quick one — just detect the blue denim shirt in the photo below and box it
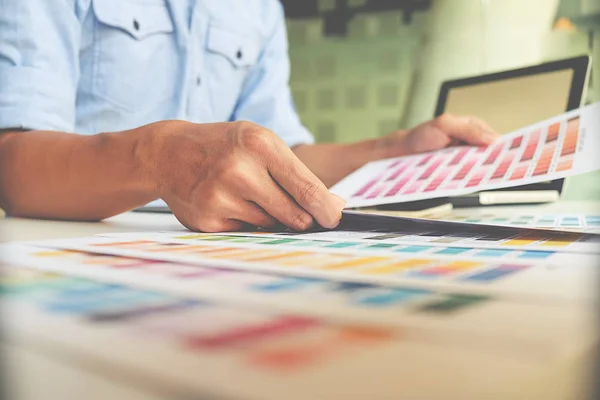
[0,0,313,147]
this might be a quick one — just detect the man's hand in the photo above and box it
[294,114,500,187]
[149,121,345,232]
[380,114,500,157]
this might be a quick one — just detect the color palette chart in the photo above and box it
[7,265,584,400]
[3,243,597,356]
[101,228,600,258]
[331,102,600,208]
[0,265,395,399]
[19,232,597,302]
[134,224,600,254]
[430,212,600,233]
[3,214,599,399]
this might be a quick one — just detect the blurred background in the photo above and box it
[282,0,600,199]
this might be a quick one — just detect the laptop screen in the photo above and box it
[443,69,574,134]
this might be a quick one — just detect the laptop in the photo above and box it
[434,55,591,207]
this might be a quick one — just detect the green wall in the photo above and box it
[287,0,600,200]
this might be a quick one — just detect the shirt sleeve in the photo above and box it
[230,1,314,148]
[0,0,80,132]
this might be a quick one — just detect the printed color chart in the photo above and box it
[4,245,596,348]
[332,103,600,208]
[5,265,584,400]
[99,228,600,256]
[22,234,597,302]
[431,212,600,234]
[133,227,600,254]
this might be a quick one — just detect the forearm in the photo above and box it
[0,126,158,220]
[293,133,409,187]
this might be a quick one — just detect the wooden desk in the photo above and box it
[1,201,598,400]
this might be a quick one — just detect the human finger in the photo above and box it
[230,201,280,229]
[265,144,344,229]
[433,114,499,145]
[244,173,317,231]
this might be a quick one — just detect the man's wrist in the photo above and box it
[374,130,411,159]
[98,124,161,199]
[355,130,410,164]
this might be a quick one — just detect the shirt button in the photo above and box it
[133,19,140,31]
[196,76,201,86]
[236,49,243,59]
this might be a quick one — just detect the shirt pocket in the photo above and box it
[91,0,178,112]
[204,23,261,121]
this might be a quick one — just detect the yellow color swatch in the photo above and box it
[148,245,210,253]
[361,259,433,275]
[320,256,391,270]
[245,251,312,262]
[175,234,212,240]
[204,248,272,259]
[281,254,352,267]
[501,239,538,246]
[539,240,571,247]
[446,261,481,268]
[33,250,77,257]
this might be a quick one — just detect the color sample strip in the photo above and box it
[474,249,513,257]
[402,180,424,195]
[433,247,471,255]
[466,168,488,187]
[417,294,489,314]
[366,185,385,199]
[464,264,529,282]
[395,246,432,253]
[385,177,411,197]
[418,157,443,180]
[520,129,541,161]
[361,259,432,275]
[414,261,482,277]
[519,251,554,259]
[186,316,318,349]
[509,136,523,149]
[556,157,574,172]
[449,148,469,165]
[546,122,561,143]
[560,117,580,157]
[320,256,389,270]
[353,175,382,197]
[533,142,557,176]
[483,144,503,165]
[417,154,434,167]
[490,151,516,180]
[510,164,528,180]
[452,156,477,181]
[386,162,409,181]
[424,168,451,192]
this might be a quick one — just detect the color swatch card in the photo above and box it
[5,265,583,400]
[97,229,600,262]
[3,247,597,359]
[98,221,600,254]
[331,102,600,208]
[19,234,597,303]
[430,212,600,234]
